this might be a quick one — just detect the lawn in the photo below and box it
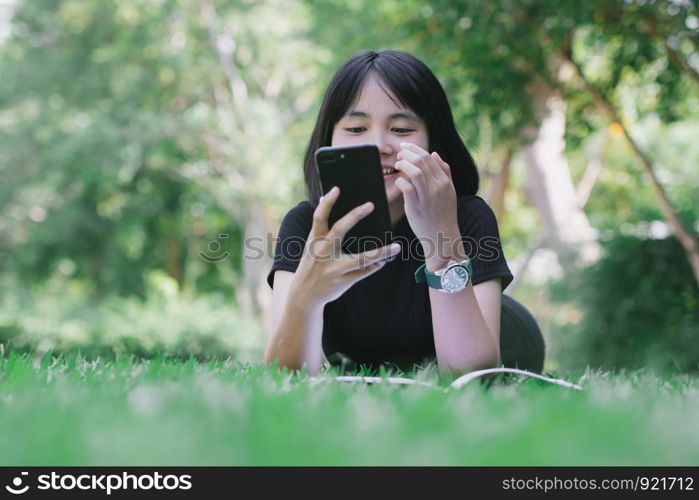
[1,352,697,466]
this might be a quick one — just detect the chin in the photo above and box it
[385,187,404,210]
[385,184,399,201]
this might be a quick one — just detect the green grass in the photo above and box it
[1,352,698,465]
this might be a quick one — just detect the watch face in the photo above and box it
[441,265,469,293]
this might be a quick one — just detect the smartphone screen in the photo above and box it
[315,144,393,254]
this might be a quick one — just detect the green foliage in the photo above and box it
[582,0,698,123]
[551,234,699,373]
[0,0,322,298]
[306,0,698,166]
[0,0,237,296]
[0,273,263,362]
[581,119,699,233]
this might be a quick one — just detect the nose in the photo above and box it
[373,131,396,157]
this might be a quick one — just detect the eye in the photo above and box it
[345,127,365,133]
[392,128,414,134]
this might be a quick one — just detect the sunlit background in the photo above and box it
[1,0,697,374]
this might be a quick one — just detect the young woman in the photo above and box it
[265,49,544,376]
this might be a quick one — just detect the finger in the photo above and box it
[432,151,452,182]
[342,242,402,273]
[342,259,387,281]
[395,176,418,208]
[311,186,340,236]
[327,199,374,246]
[399,143,441,182]
[393,159,426,202]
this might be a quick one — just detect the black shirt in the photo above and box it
[266,195,514,369]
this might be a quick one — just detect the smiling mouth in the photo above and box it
[382,167,397,176]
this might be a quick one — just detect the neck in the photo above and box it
[389,200,405,227]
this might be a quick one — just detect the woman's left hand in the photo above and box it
[394,142,458,247]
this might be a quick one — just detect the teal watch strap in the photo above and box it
[414,263,445,289]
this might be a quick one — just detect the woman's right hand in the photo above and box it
[290,186,402,308]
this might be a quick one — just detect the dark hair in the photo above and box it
[303,49,479,208]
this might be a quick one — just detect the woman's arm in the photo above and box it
[265,270,327,374]
[424,229,501,376]
[264,187,402,375]
[392,143,501,376]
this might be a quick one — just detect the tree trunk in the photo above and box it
[562,50,699,287]
[200,0,269,322]
[237,197,276,323]
[509,132,606,294]
[575,130,608,210]
[165,233,184,290]
[484,149,512,223]
[520,64,602,274]
[641,18,699,87]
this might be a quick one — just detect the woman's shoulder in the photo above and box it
[286,199,314,217]
[456,193,487,204]
[278,200,315,232]
[457,194,495,218]
[456,194,502,235]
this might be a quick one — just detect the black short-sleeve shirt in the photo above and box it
[266,195,514,368]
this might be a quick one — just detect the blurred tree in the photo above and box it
[557,0,699,285]
[1,0,218,297]
[551,234,699,373]
[193,0,327,322]
[419,0,699,284]
[0,0,325,324]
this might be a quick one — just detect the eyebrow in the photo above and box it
[344,110,420,122]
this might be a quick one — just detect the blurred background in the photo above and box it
[0,0,697,373]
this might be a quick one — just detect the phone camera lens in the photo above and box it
[340,154,345,159]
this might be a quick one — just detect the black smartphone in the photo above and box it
[315,143,393,255]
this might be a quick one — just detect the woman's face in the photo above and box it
[331,74,429,221]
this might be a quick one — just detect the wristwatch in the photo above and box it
[414,257,472,293]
